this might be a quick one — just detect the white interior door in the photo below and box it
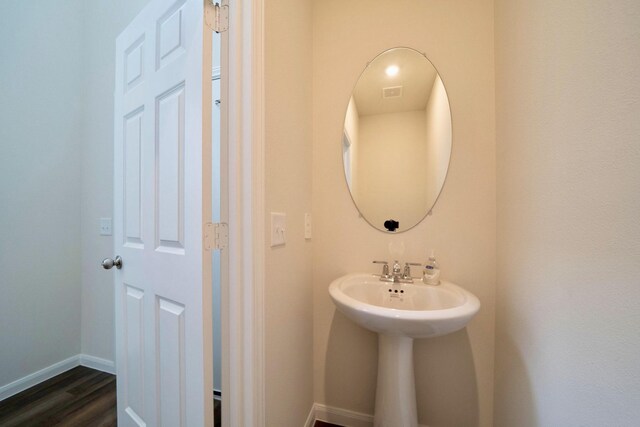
[113,0,213,425]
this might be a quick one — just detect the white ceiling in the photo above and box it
[353,48,439,116]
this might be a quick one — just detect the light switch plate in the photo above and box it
[271,212,286,247]
[100,218,112,236]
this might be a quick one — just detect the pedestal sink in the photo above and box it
[329,273,480,427]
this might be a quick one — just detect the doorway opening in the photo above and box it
[211,27,223,426]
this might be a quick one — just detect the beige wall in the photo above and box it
[264,0,314,424]
[312,0,496,425]
[344,97,359,199]
[424,75,452,208]
[357,110,428,230]
[494,1,640,425]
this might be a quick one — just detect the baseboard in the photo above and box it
[0,353,116,402]
[312,403,373,427]
[304,403,316,427]
[0,355,80,401]
[79,354,116,375]
[306,403,429,427]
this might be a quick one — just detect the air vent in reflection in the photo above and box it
[382,86,403,98]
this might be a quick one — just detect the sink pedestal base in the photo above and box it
[374,335,418,427]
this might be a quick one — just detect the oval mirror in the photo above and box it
[342,47,452,232]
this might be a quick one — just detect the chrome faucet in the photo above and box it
[392,260,402,278]
[372,261,391,280]
[403,262,422,281]
[373,260,422,283]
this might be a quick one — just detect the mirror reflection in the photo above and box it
[342,47,452,232]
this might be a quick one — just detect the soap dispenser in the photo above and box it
[423,250,441,285]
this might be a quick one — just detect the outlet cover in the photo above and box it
[100,218,112,236]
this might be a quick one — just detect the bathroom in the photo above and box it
[1,0,639,426]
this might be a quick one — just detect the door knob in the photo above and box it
[102,256,123,270]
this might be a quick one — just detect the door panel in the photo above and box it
[156,84,185,252]
[157,297,186,426]
[114,0,212,425]
[124,285,145,418]
[124,108,144,247]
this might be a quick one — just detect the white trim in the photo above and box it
[313,403,374,427]
[225,0,265,425]
[0,354,117,401]
[0,355,80,401]
[79,354,116,375]
[249,0,265,425]
[212,65,221,80]
[218,1,232,424]
[303,404,316,427]
[308,403,429,427]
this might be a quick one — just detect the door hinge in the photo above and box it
[206,1,229,33]
[205,222,228,251]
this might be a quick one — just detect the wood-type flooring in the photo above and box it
[0,366,222,426]
[314,421,343,427]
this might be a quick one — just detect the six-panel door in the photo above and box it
[113,0,213,425]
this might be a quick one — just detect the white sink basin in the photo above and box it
[329,273,480,338]
[328,273,480,427]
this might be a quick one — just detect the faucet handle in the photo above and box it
[373,260,390,277]
[392,260,402,276]
[403,262,422,279]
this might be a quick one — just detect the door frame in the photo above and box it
[223,0,265,425]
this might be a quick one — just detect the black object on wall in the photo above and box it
[384,219,399,232]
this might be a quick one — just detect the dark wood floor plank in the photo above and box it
[35,380,116,425]
[82,407,117,427]
[0,392,72,427]
[66,372,113,396]
[53,383,117,426]
[214,399,221,426]
[0,366,222,426]
[314,421,344,427]
[0,368,106,426]
[0,367,94,414]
